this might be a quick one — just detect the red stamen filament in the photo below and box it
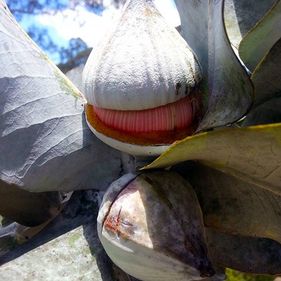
[93,96,193,133]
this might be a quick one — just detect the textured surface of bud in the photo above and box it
[97,172,214,281]
[83,0,202,155]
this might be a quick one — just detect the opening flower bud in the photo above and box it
[97,172,215,281]
[83,0,202,156]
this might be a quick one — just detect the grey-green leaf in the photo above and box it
[224,0,276,49]
[251,39,281,106]
[239,0,281,72]
[0,180,61,226]
[0,1,121,192]
[207,228,281,274]
[145,122,281,196]
[187,164,281,244]
[174,0,208,74]
[65,65,84,92]
[175,0,253,130]
[243,96,281,126]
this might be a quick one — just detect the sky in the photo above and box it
[18,0,180,63]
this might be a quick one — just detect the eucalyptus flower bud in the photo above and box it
[83,0,202,156]
[97,172,214,281]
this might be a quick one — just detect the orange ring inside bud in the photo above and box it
[85,94,201,146]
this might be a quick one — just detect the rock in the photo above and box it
[0,226,102,281]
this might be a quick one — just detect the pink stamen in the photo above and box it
[93,97,194,133]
